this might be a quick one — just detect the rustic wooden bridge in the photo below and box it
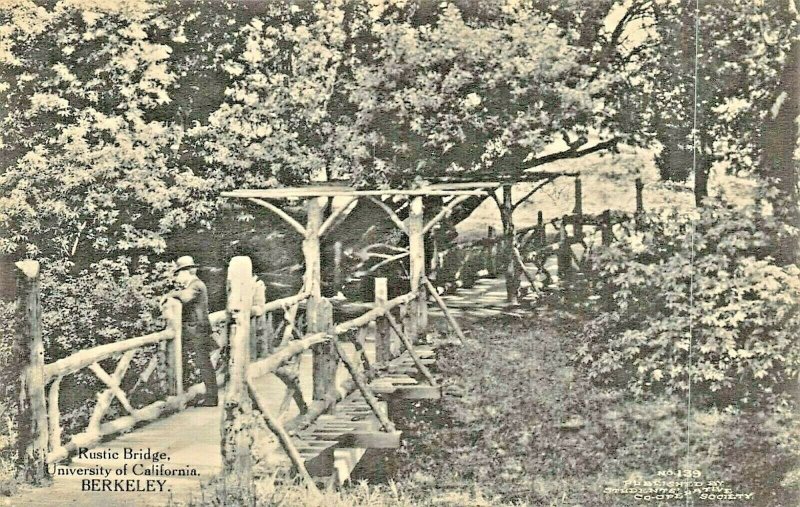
[9,179,643,505]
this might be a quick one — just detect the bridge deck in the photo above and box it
[10,275,517,507]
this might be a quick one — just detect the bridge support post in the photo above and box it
[222,256,255,494]
[305,197,338,400]
[374,278,392,363]
[408,196,427,341]
[310,297,336,400]
[163,299,183,397]
[14,260,49,485]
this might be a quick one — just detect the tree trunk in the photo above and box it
[760,37,799,264]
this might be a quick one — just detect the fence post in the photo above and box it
[601,209,613,246]
[536,211,546,247]
[222,256,255,488]
[163,298,183,397]
[557,220,572,281]
[309,297,336,400]
[486,226,497,277]
[14,260,49,485]
[374,278,392,363]
[635,177,644,229]
[333,240,343,293]
[251,279,267,359]
[574,177,583,242]
[407,196,427,341]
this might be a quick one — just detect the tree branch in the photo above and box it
[529,138,618,168]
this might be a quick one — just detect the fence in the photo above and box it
[11,251,460,489]
[221,255,460,491]
[431,177,645,299]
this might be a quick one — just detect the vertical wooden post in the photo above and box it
[635,177,644,229]
[536,211,546,247]
[304,197,324,300]
[429,226,439,280]
[557,220,571,280]
[486,226,497,277]
[501,184,520,305]
[574,177,583,242]
[222,256,255,486]
[407,196,427,341]
[163,298,183,397]
[374,278,391,363]
[252,280,267,359]
[14,260,48,485]
[601,209,613,246]
[304,196,337,399]
[333,240,343,293]
[309,297,335,400]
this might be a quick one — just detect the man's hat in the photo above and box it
[173,255,198,274]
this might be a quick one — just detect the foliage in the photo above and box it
[0,0,219,261]
[642,0,798,204]
[578,199,800,406]
[38,256,171,359]
[395,317,799,506]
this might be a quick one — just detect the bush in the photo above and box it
[578,199,800,407]
[0,256,175,453]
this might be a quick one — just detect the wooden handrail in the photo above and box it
[246,291,417,380]
[43,329,173,382]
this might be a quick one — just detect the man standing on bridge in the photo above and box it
[162,256,219,407]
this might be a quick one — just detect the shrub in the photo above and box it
[578,199,800,407]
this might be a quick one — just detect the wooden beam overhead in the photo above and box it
[222,188,486,199]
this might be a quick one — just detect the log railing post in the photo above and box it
[374,278,392,364]
[333,240,343,293]
[14,260,49,485]
[601,209,613,246]
[557,220,572,281]
[222,256,255,488]
[162,298,183,397]
[407,196,427,341]
[486,225,497,277]
[574,177,583,242]
[309,297,336,400]
[635,177,644,229]
[251,279,267,359]
[535,211,546,247]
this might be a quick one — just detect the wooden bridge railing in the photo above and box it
[10,258,301,481]
[432,177,645,299]
[221,255,452,492]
